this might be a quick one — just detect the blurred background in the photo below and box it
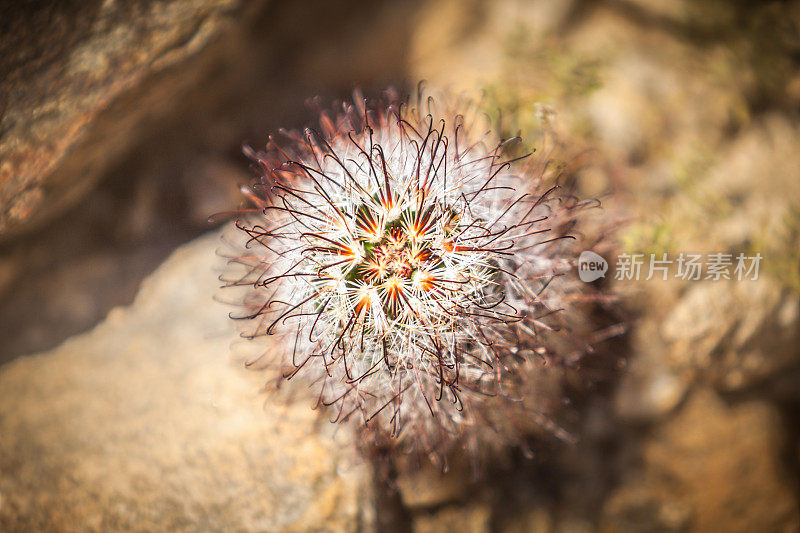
[1,0,799,531]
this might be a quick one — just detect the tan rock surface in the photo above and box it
[661,279,800,390]
[603,388,799,532]
[412,503,492,533]
[0,0,267,237]
[0,230,372,531]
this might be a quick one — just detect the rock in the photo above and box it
[615,0,690,23]
[574,7,747,166]
[413,503,492,533]
[0,0,268,238]
[499,508,593,533]
[700,115,800,252]
[497,506,554,533]
[396,459,473,509]
[0,230,372,531]
[613,278,688,422]
[614,319,686,421]
[661,279,800,391]
[409,0,577,92]
[602,485,692,533]
[602,388,800,532]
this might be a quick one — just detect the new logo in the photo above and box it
[578,251,608,282]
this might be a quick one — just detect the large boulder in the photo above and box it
[0,0,267,238]
[0,230,373,531]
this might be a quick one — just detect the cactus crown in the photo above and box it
[226,90,598,458]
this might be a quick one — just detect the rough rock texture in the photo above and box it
[412,503,492,533]
[662,279,800,390]
[698,114,800,253]
[0,0,269,238]
[396,460,473,510]
[602,388,799,533]
[0,231,373,531]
